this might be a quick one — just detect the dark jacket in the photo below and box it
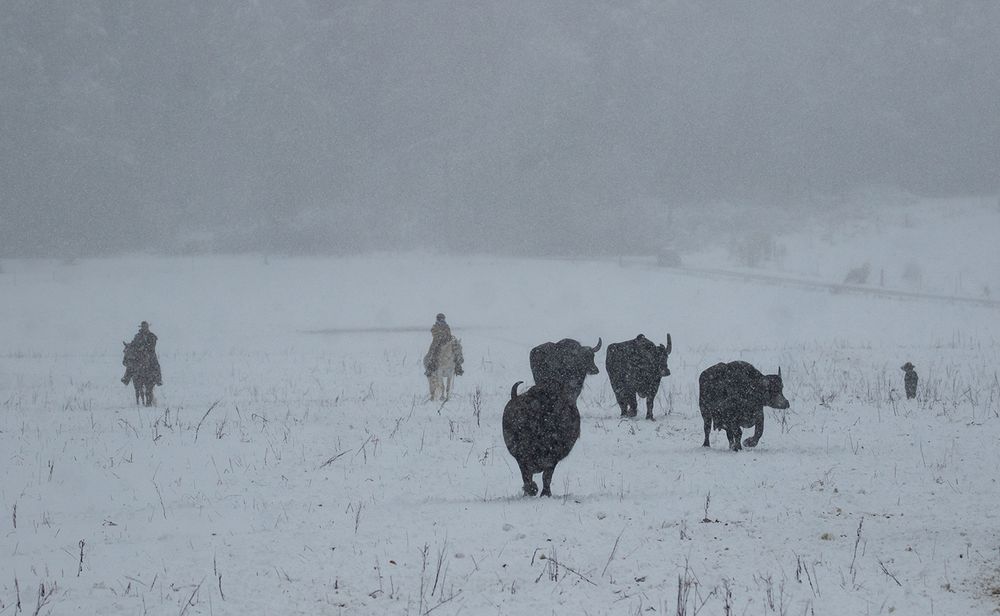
[127,329,162,384]
[131,330,158,353]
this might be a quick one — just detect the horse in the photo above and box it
[425,337,464,401]
[122,341,157,406]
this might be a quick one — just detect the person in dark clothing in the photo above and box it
[901,362,917,399]
[424,313,455,377]
[122,321,162,386]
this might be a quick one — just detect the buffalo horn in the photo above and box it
[665,333,672,354]
[592,338,602,353]
[778,366,782,378]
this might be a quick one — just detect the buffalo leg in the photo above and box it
[743,408,764,447]
[701,407,712,447]
[518,463,538,496]
[540,467,555,497]
[622,396,637,418]
[645,395,656,421]
[727,426,743,451]
[615,391,632,418]
[620,392,638,417]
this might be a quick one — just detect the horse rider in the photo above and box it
[424,313,459,377]
[122,321,163,386]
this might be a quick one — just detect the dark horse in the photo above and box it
[122,341,157,406]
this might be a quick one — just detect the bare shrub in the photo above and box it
[470,386,482,427]
[730,230,783,268]
[843,263,871,285]
[901,262,923,290]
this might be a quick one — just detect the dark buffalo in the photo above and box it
[529,338,602,399]
[503,381,581,497]
[606,334,672,420]
[699,361,789,451]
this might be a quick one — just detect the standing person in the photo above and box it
[901,362,917,399]
[424,313,453,377]
[123,321,163,386]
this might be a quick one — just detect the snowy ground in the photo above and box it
[2,221,1000,614]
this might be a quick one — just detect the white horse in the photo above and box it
[425,337,464,401]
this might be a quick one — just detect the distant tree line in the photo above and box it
[2,1,997,256]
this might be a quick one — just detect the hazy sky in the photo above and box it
[1,1,997,256]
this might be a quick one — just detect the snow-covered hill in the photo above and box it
[681,194,1000,300]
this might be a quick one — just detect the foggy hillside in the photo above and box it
[2,1,998,256]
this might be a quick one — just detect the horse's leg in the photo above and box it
[444,374,453,400]
[134,381,141,405]
[427,375,437,400]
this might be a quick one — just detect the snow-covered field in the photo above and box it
[2,226,1000,613]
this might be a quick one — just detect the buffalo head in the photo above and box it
[656,333,672,377]
[763,366,790,409]
[585,338,602,374]
[530,337,602,398]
